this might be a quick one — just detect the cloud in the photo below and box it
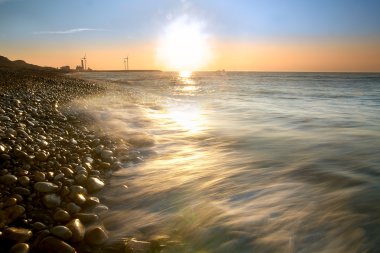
[34,28,104,35]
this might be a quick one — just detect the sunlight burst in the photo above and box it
[157,16,211,71]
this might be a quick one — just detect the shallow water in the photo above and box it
[75,71,380,252]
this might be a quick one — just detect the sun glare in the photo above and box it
[157,16,211,71]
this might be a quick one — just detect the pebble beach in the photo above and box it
[0,70,160,253]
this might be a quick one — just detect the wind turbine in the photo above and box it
[123,57,129,71]
[82,54,87,70]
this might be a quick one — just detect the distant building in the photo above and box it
[60,66,70,71]
[76,65,83,71]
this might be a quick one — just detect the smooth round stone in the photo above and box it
[93,205,109,216]
[60,167,74,178]
[33,172,46,182]
[74,174,87,185]
[66,202,81,215]
[39,236,75,253]
[72,193,87,206]
[85,196,100,206]
[0,144,6,153]
[75,166,87,175]
[84,227,108,246]
[66,219,85,242]
[50,226,72,241]
[31,222,47,230]
[42,194,61,208]
[125,239,151,253]
[101,150,113,160]
[75,213,99,224]
[13,187,30,196]
[4,197,17,207]
[54,173,65,181]
[69,185,87,199]
[2,205,25,223]
[53,209,71,222]
[9,243,30,253]
[86,177,104,193]
[18,176,30,187]
[34,182,58,193]
[0,174,18,185]
[35,151,49,162]
[3,227,33,242]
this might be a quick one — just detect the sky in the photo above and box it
[0,0,379,72]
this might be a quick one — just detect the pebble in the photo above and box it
[54,173,65,181]
[35,151,49,162]
[42,193,61,208]
[93,205,109,216]
[53,209,71,222]
[31,222,47,230]
[33,171,46,182]
[101,150,113,160]
[86,177,105,193]
[9,243,30,253]
[3,227,33,243]
[4,197,18,207]
[66,202,81,215]
[0,174,18,185]
[125,238,151,253]
[84,226,108,246]
[18,176,30,186]
[13,187,31,196]
[75,213,99,224]
[39,236,75,253]
[50,225,73,240]
[66,218,85,242]
[74,173,87,184]
[34,182,58,193]
[0,205,25,227]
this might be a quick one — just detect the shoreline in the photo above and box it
[0,69,163,252]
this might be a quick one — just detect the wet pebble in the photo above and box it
[86,177,105,193]
[0,174,18,185]
[66,218,85,242]
[9,243,30,253]
[42,193,61,208]
[53,209,71,222]
[50,225,73,241]
[84,226,108,246]
[39,236,75,253]
[34,182,58,193]
[3,227,33,243]
[75,213,98,225]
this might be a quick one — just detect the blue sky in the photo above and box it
[1,0,379,71]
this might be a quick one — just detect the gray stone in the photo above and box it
[66,202,81,215]
[3,227,33,242]
[18,176,30,187]
[50,226,72,241]
[86,177,104,193]
[13,187,30,196]
[9,243,30,253]
[0,174,18,185]
[84,226,108,246]
[42,194,61,208]
[39,236,75,253]
[0,205,25,227]
[53,209,71,222]
[54,173,65,181]
[74,174,87,184]
[34,182,58,193]
[101,150,113,160]
[125,239,151,253]
[35,151,49,162]
[72,193,87,206]
[31,222,47,230]
[66,218,85,242]
[93,205,109,216]
[33,171,45,182]
[75,213,98,224]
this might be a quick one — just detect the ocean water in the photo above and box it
[75,71,380,253]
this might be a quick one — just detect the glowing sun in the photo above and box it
[156,16,211,71]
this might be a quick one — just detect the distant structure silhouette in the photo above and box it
[123,57,129,71]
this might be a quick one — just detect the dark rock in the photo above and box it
[84,226,108,246]
[3,227,33,243]
[9,243,30,253]
[66,218,85,242]
[39,236,76,253]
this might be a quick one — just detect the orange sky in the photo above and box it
[2,37,380,72]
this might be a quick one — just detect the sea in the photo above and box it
[74,71,380,253]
